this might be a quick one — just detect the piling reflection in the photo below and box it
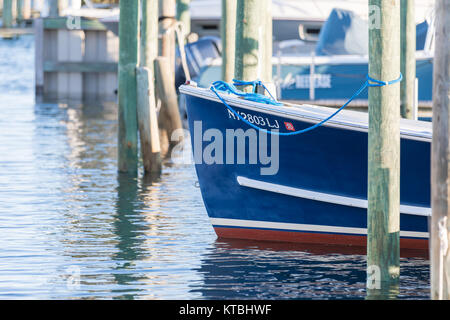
[366,284,400,300]
[112,174,148,299]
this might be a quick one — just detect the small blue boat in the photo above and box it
[179,82,431,250]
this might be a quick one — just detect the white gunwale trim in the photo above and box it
[179,85,432,142]
[237,176,431,217]
[210,217,429,239]
[207,53,433,67]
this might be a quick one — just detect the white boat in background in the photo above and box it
[192,6,435,112]
[97,0,435,45]
[189,0,435,43]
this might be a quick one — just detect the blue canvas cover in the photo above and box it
[315,9,368,56]
[416,21,429,50]
[316,8,431,56]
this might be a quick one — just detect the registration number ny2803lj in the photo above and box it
[227,110,280,129]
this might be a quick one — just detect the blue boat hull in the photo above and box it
[181,86,430,249]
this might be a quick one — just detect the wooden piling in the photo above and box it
[221,0,236,82]
[34,18,44,95]
[158,0,183,158]
[431,0,450,301]
[48,0,59,17]
[400,0,416,119]
[264,0,273,83]
[234,0,268,90]
[118,0,139,174]
[176,0,190,40]
[21,0,31,20]
[137,67,162,174]
[16,0,23,23]
[2,0,13,28]
[159,0,176,77]
[137,0,162,174]
[155,56,183,157]
[367,0,401,293]
[16,0,31,23]
[140,0,159,94]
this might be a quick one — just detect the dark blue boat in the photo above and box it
[179,83,430,249]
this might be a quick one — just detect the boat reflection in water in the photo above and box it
[190,239,429,300]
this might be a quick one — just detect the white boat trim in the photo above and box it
[205,52,433,67]
[179,85,432,142]
[237,176,431,217]
[210,217,429,239]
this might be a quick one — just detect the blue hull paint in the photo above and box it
[181,87,430,248]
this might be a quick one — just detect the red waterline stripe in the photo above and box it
[214,227,429,251]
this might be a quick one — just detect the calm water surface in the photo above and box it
[0,36,430,300]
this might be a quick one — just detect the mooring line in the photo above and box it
[210,74,403,136]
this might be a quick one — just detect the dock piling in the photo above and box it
[16,0,23,23]
[431,0,450,301]
[235,0,272,91]
[2,0,14,28]
[157,0,183,158]
[16,0,31,24]
[367,0,401,295]
[118,0,139,174]
[137,0,162,175]
[159,0,176,77]
[155,56,184,157]
[137,67,162,175]
[264,0,273,83]
[400,0,416,119]
[176,0,190,42]
[221,0,236,82]
[48,0,59,18]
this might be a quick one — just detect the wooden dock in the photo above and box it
[35,16,119,101]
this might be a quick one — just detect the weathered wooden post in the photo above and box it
[155,56,183,156]
[366,0,401,296]
[118,0,139,174]
[159,0,176,77]
[400,0,416,119]
[15,0,31,24]
[157,0,183,158]
[48,0,68,17]
[16,0,23,23]
[137,0,162,175]
[176,0,190,40]
[22,0,31,20]
[235,0,271,90]
[221,0,236,82]
[48,0,59,17]
[2,0,14,28]
[431,0,450,301]
[264,0,273,83]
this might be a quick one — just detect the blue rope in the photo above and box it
[367,73,403,87]
[210,74,402,136]
[211,80,283,106]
